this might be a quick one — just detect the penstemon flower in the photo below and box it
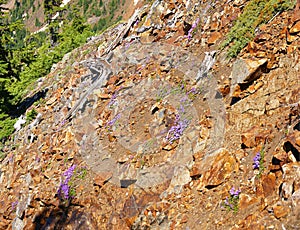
[57,165,76,200]
[253,152,261,169]
[223,187,241,213]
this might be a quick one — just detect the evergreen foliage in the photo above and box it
[0,1,94,142]
[0,0,122,143]
[221,0,296,58]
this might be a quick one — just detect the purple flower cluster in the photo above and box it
[11,201,18,210]
[108,87,123,108]
[57,165,76,200]
[224,197,233,209]
[61,119,66,126]
[108,93,118,107]
[223,187,241,212]
[187,87,197,95]
[187,87,201,97]
[229,187,241,197]
[253,152,261,169]
[107,113,121,127]
[186,18,200,40]
[166,114,190,143]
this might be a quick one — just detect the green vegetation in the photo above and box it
[35,18,42,27]
[0,1,94,142]
[0,0,124,143]
[221,0,296,58]
[256,147,265,178]
[26,108,38,124]
[0,114,17,141]
[223,187,241,213]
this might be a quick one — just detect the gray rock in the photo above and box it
[231,58,267,85]
[12,217,24,230]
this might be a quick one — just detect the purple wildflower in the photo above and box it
[178,104,185,114]
[187,87,200,96]
[11,201,18,210]
[63,165,76,180]
[180,97,188,103]
[188,88,196,94]
[108,87,123,107]
[108,93,117,107]
[57,165,76,200]
[229,187,241,197]
[9,154,14,163]
[134,19,139,27]
[186,18,200,40]
[253,152,261,169]
[223,187,241,212]
[35,156,40,163]
[107,113,121,127]
[166,116,190,143]
[224,197,233,209]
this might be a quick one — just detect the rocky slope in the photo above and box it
[0,0,300,229]
[5,0,136,33]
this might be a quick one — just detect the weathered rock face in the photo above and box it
[0,1,300,229]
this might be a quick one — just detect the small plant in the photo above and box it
[186,87,202,101]
[76,167,87,180]
[0,144,5,160]
[108,93,118,108]
[108,89,121,108]
[223,187,241,213]
[165,98,193,144]
[156,85,171,102]
[155,82,195,143]
[57,165,88,206]
[11,201,18,212]
[186,18,200,41]
[57,165,77,202]
[166,114,190,143]
[106,113,121,130]
[253,147,265,178]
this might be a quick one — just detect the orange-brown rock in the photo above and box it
[286,131,300,153]
[190,161,202,177]
[231,84,241,98]
[196,149,238,188]
[218,81,230,97]
[287,31,299,42]
[93,172,113,187]
[281,163,300,199]
[241,126,271,148]
[239,193,258,210]
[254,33,271,43]
[262,173,276,197]
[207,31,222,45]
[247,41,259,55]
[273,205,290,219]
[210,21,219,31]
[290,20,300,33]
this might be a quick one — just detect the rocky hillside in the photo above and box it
[6,0,137,33]
[0,0,300,229]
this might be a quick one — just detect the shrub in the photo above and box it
[221,0,296,58]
